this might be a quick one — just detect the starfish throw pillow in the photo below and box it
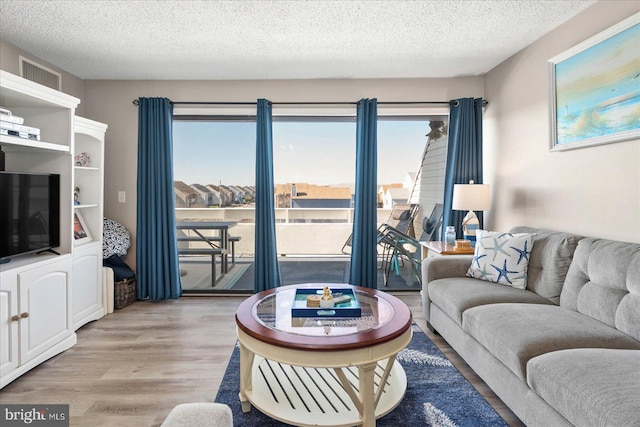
[466,230,535,289]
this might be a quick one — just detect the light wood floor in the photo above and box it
[0,293,525,427]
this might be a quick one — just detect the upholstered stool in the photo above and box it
[161,403,233,427]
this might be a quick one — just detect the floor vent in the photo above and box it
[19,56,61,91]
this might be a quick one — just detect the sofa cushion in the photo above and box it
[462,303,640,381]
[429,278,553,325]
[466,230,535,289]
[509,226,582,304]
[527,348,640,427]
[619,251,640,341]
[561,238,640,340]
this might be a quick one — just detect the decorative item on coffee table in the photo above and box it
[293,286,361,317]
[319,286,334,308]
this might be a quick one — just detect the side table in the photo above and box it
[419,241,475,259]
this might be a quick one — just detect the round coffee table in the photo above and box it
[235,283,413,427]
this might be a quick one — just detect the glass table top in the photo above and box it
[252,286,395,337]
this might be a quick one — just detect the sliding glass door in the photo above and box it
[172,114,448,293]
[173,119,256,294]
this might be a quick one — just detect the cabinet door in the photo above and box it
[0,274,19,377]
[72,243,104,330]
[17,258,72,364]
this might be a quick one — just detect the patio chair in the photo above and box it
[377,203,444,287]
[378,225,422,287]
[341,203,420,255]
[419,203,443,242]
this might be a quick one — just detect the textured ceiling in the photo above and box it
[0,0,596,80]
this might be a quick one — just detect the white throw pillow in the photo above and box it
[466,230,535,289]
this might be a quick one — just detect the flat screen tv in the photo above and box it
[0,171,60,262]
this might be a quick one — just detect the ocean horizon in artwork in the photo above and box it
[555,22,640,146]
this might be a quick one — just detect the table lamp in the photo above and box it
[452,180,490,242]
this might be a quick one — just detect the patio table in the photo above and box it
[176,221,238,280]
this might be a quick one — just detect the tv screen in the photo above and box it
[0,172,60,261]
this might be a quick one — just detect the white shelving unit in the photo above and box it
[72,116,107,330]
[0,70,107,388]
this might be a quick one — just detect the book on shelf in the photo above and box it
[0,107,25,125]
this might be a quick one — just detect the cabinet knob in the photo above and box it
[20,312,29,319]
[11,315,20,322]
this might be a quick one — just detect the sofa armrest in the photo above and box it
[422,255,473,282]
[421,255,473,324]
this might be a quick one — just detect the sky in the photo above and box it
[555,23,640,115]
[173,119,429,188]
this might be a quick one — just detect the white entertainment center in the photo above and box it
[0,70,107,388]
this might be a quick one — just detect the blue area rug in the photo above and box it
[215,324,508,426]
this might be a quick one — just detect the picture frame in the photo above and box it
[548,12,640,151]
[73,211,92,243]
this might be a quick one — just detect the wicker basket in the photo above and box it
[114,277,136,309]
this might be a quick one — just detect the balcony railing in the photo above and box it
[175,207,394,255]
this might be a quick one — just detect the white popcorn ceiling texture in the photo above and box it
[0,0,596,80]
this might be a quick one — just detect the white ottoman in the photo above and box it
[161,403,233,427]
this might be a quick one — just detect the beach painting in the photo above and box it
[549,12,640,151]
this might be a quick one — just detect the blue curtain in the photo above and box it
[136,97,182,300]
[349,98,378,288]
[442,98,484,238]
[254,99,282,292]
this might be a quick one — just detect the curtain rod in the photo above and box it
[132,99,488,107]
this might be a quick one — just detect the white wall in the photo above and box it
[484,1,640,243]
[82,77,484,267]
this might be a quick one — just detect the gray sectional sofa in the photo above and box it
[421,226,640,426]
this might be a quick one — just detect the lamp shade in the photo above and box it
[452,180,490,211]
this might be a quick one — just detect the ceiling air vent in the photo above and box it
[19,56,61,91]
